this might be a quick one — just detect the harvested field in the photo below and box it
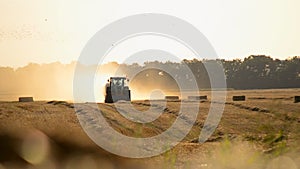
[0,89,299,169]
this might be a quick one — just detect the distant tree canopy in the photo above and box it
[118,55,300,90]
[222,55,300,89]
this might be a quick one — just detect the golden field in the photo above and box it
[0,89,299,169]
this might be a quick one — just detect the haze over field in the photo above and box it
[0,55,299,102]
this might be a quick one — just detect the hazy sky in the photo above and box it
[0,0,300,68]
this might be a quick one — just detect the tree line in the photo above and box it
[118,55,300,90]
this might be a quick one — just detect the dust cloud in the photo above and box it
[0,62,76,101]
[0,62,204,102]
[0,62,120,102]
[128,68,180,100]
[0,61,190,102]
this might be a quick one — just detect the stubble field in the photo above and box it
[0,89,299,169]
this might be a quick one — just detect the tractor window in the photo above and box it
[111,78,126,87]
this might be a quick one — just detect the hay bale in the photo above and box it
[294,96,300,103]
[232,95,245,101]
[19,97,34,102]
[165,96,179,100]
[188,96,208,100]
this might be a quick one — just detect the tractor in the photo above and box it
[104,77,131,103]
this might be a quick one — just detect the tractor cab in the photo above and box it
[105,77,131,103]
[109,77,128,88]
